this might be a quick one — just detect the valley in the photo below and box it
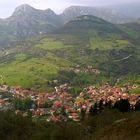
[0,15,139,91]
[0,2,140,140]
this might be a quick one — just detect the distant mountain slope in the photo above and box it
[120,22,140,45]
[8,4,63,28]
[0,4,63,47]
[57,15,122,34]
[61,6,131,24]
[108,2,140,19]
[0,4,135,48]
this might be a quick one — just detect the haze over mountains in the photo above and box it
[0,2,140,47]
[108,2,140,19]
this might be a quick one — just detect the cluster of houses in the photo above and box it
[65,65,101,75]
[75,84,140,112]
[0,83,139,122]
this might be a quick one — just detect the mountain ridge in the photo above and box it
[61,5,132,24]
[0,4,134,22]
[0,4,139,48]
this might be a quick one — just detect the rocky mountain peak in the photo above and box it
[12,4,37,16]
[45,8,56,15]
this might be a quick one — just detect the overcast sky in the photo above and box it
[0,0,139,18]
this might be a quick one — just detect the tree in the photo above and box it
[23,97,34,110]
[81,108,86,121]
[114,100,119,109]
[107,100,113,109]
[89,102,98,116]
[89,105,94,116]
[61,106,67,116]
[99,100,103,111]
[12,97,34,111]
[12,98,24,110]
[93,102,98,114]
[117,99,130,112]
[135,100,140,111]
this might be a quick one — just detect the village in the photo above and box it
[62,65,101,75]
[0,82,140,123]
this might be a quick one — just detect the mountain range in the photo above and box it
[0,3,140,48]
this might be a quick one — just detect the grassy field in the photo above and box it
[89,30,130,50]
[0,56,58,87]
[0,33,139,91]
[89,31,113,50]
[0,46,77,91]
[36,37,74,50]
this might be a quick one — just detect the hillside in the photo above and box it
[0,109,140,140]
[0,15,139,91]
[52,15,140,76]
[92,110,140,140]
